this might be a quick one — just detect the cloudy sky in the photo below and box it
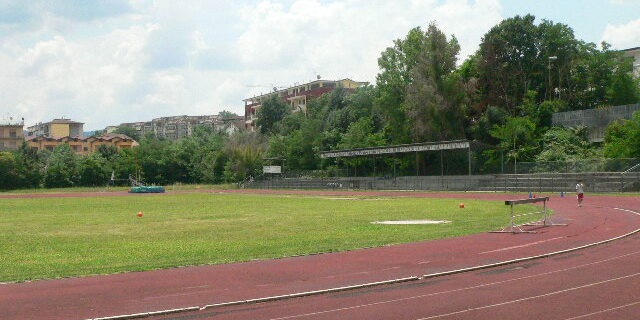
[1,0,639,130]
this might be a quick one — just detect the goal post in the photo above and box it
[491,197,567,234]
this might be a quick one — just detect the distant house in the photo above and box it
[25,118,137,154]
[0,116,24,151]
[27,133,138,154]
[243,78,368,131]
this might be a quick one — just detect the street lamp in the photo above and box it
[548,56,558,100]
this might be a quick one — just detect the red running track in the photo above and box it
[0,190,638,320]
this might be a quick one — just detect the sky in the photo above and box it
[1,0,639,130]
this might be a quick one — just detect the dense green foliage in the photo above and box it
[1,15,638,190]
[0,127,263,190]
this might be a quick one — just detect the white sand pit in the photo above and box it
[371,220,451,225]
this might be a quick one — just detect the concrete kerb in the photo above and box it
[199,276,420,310]
[91,307,200,320]
[86,205,640,320]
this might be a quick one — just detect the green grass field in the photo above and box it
[0,192,535,282]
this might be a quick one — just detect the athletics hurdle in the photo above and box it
[491,197,567,234]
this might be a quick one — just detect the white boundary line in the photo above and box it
[562,301,640,320]
[86,206,640,320]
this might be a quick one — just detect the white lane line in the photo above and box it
[418,261,431,265]
[479,237,564,254]
[562,301,640,320]
[415,272,640,320]
[183,285,209,290]
[264,251,640,320]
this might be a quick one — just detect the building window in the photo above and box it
[83,147,88,152]
[9,131,16,138]
[46,146,54,151]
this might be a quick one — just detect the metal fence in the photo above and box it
[509,158,640,174]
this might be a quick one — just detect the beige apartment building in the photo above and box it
[0,117,24,151]
[27,119,84,138]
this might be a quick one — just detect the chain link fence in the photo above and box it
[509,158,640,174]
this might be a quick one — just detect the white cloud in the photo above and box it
[237,0,502,96]
[602,18,640,49]
[1,0,504,130]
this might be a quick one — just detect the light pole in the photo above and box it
[548,56,557,100]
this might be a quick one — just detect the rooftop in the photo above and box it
[243,78,368,101]
[49,119,84,124]
[621,46,640,52]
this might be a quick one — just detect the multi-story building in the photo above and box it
[26,119,84,138]
[622,46,640,77]
[26,134,138,155]
[118,114,243,140]
[0,116,24,151]
[243,78,368,131]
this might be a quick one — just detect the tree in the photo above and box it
[607,57,640,106]
[375,27,426,143]
[97,144,119,160]
[490,116,538,163]
[477,15,580,113]
[0,152,20,190]
[223,132,267,182]
[471,105,509,145]
[14,142,43,188]
[405,23,468,141]
[79,154,111,186]
[43,144,80,188]
[478,15,542,113]
[603,112,640,158]
[256,95,290,135]
[536,126,595,162]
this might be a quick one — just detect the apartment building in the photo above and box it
[118,114,243,140]
[0,117,24,151]
[243,78,368,131]
[26,119,84,138]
